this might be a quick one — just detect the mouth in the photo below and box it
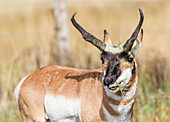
[108,85,120,93]
[107,80,124,93]
[108,80,129,95]
[107,81,120,93]
[109,86,119,90]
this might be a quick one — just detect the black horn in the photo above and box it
[123,8,144,52]
[71,13,106,51]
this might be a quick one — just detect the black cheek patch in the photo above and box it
[132,64,136,74]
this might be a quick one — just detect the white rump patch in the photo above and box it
[58,66,62,69]
[14,75,29,108]
[44,94,81,121]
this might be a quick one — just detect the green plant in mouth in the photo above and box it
[117,81,129,96]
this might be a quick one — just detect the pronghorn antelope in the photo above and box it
[15,9,144,122]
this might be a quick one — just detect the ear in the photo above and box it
[131,29,143,56]
[104,30,112,45]
[102,59,109,73]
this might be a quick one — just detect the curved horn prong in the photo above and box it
[123,8,144,52]
[71,13,106,51]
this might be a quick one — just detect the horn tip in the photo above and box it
[138,8,144,18]
[138,8,142,13]
[104,30,107,35]
[71,12,77,20]
[104,29,109,35]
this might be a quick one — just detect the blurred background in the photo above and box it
[0,0,169,121]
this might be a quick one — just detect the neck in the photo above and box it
[100,64,138,121]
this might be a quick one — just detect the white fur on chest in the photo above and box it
[102,104,132,122]
[111,99,134,115]
[44,94,81,121]
[102,66,137,122]
[102,99,134,122]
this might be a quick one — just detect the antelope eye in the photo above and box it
[127,57,133,63]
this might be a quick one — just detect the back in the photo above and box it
[17,65,104,121]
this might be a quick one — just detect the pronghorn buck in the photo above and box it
[15,9,144,122]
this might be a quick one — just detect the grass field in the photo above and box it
[0,0,169,121]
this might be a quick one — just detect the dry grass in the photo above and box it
[0,0,169,121]
[146,54,169,91]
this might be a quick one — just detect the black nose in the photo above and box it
[103,78,113,87]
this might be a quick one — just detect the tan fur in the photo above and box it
[18,62,137,121]
[120,53,135,70]
[102,97,120,117]
[126,65,137,92]
[19,65,105,121]
[19,72,46,122]
[103,60,109,73]
[103,89,136,106]
[99,107,107,121]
